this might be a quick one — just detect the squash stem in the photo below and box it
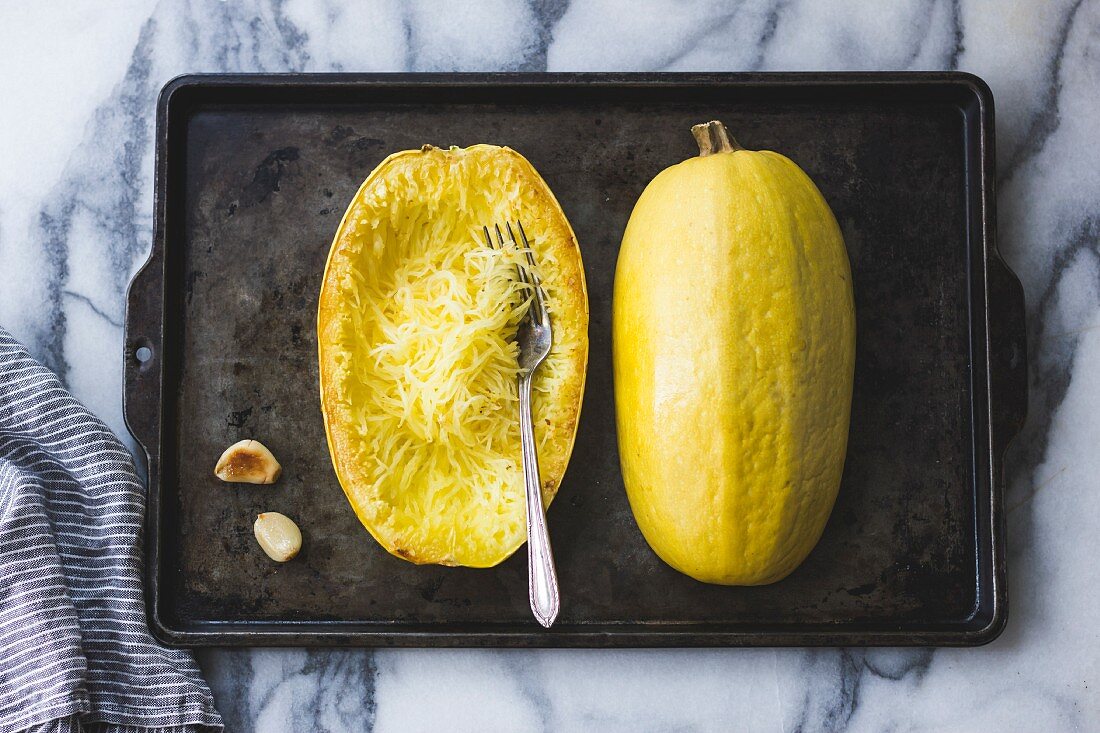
[691,121,742,156]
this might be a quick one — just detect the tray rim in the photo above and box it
[124,71,1026,648]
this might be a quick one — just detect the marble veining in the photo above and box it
[0,0,1097,730]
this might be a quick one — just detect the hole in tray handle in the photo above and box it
[133,340,154,372]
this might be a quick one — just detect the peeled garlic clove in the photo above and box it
[254,512,302,562]
[214,439,281,484]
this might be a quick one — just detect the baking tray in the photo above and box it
[124,72,1026,647]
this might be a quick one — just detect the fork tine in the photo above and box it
[507,222,543,323]
[515,221,540,280]
[497,223,532,316]
[495,223,529,290]
[483,225,496,249]
[515,221,550,326]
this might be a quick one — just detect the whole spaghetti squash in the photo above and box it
[318,144,588,567]
[614,121,855,585]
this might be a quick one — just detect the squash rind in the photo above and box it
[613,142,855,585]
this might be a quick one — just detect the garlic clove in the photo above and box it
[254,512,302,562]
[214,439,281,484]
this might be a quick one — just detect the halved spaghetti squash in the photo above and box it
[318,145,588,567]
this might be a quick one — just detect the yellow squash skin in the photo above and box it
[319,144,588,568]
[613,122,855,585]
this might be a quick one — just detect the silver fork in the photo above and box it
[484,221,560,628]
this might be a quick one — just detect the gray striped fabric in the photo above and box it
[0,327,221,732]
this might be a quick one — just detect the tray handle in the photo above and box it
[987,253,1028,457]
[123,244,164,471]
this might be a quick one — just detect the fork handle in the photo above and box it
[519,374,560,628]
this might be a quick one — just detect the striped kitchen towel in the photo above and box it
[0,327,221,732]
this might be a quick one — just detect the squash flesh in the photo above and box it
[319,145,587,567]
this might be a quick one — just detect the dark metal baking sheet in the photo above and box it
[124,72,1026,647]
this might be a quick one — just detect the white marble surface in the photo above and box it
[0,0,1097,730]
